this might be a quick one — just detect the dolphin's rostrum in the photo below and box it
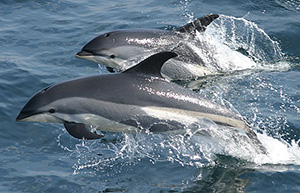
[16,52,267,154]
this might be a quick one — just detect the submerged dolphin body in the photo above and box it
[76,14,219,80]
[16,52,266,154]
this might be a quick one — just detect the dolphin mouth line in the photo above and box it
[76,50,94,58]
[76,52,122,70]
[76,54,92,59]
[76,50,109,58]
[16,111,66,124]
[16,110,37,121]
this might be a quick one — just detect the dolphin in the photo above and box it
[16,52,266,154]
[76,14,219,80]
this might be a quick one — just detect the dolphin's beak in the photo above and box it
[16,109,33,121]
[76,50,93,58]
[16,100,39,122]
[16,113,23,121]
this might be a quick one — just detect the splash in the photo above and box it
[207,15,283,62]
[178,0,194,22]
[177,2,285,68]
[253,133,300,165]
[191,14,291,73]
[56,114,300,175]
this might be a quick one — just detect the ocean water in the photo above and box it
[1,0,300,192]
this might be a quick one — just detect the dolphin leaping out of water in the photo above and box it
[76,14,219,80]
[16,52,267,154]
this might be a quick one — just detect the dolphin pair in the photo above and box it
[76,14,219,80]
[16,52,267,154]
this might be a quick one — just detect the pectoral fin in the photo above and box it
[64,122,104,140]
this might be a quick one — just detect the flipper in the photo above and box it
[176,14,219,33]
[64,122,104,140]
[124,52,177,77]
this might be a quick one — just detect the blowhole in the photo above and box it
[42,86,51,93]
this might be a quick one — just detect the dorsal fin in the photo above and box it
[176,14,219,33]
[124,52,177,77]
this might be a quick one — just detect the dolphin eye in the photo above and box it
[49,109,55,113]
[104,33,110,37]
[110,54,116,59]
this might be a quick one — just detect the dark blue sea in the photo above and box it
[1,0,300,192]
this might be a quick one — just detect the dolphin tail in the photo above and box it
[176,13,219,33]
[64,122,104,140]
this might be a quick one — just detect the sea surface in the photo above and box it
[1,0,300,192]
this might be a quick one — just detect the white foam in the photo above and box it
[188,14,293,75]
[252,133,300,165]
